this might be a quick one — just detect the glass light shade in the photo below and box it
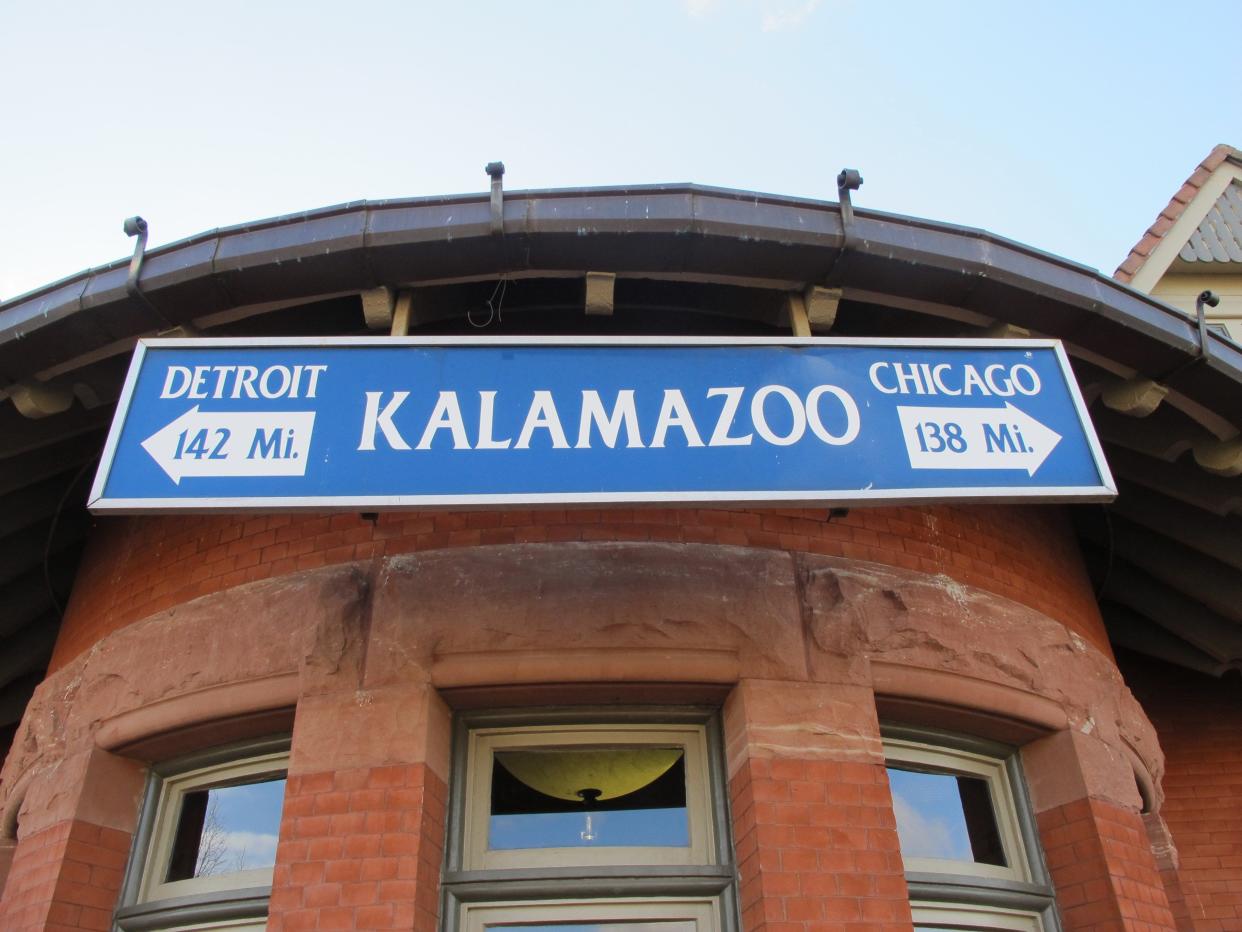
[497,748,682,801]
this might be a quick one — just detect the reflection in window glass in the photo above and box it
[166,776,286,881]
[490,748,688,850]
[887,767,1005,866]
[489,924,696,932]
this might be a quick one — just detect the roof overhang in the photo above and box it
[5,185,1240,431]
[0,184,1240,741]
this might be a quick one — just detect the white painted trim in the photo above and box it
[1131,162,1242,294]
[885,738,1032,884]
[910,900,1045,931]
[123,335,1074,349]
[88,485,1117,514]
[461,896,719,932]
[463,724,715,872]
[88,338,147,508]
[138,752,288,905]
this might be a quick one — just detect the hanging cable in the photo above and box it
[468,276,509,329]
[43,454,99,619]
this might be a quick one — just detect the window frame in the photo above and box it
[883,725,1061,932]
[910,900,1048,931]
[114,735,290,932]
[463,722,715,870]
[442,707,738,932]
[460,896,720,932]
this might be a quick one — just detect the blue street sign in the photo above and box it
[88,337,1115,513]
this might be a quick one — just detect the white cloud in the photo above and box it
[208,830,280,874]
[760,0,823,31]
[683,0,719,16]
[891,792,970,860]
[683,0,826,30]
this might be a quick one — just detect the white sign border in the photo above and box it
[88,335,1117,514]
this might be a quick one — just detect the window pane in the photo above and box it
[912,906,1045,932]
[887,766,1005,866]
[488,924,696,932]
[166,776,286,881]
[490,748,689,850]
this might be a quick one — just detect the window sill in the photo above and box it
[444,866,735,902]
[114,886,270,931]
[906,875,1057,918]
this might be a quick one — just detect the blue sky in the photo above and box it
[887,767,974,861]
[2,1,1237,301]
[198,778,286,874]
[491,808,688,849]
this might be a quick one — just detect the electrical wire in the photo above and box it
[468,276,509,329]
[43,455,98,620]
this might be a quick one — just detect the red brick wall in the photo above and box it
[0,820,130,931]
[1118,651,1242,931]
[730,757,911,932]
[1037,797,1176,931]
[1144,812,1194,932]
[0,840,14,904]
[267,763,446,931]
[55,504,1106,671]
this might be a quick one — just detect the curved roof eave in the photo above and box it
[0,182,1239,732]
[1,183,1240,427]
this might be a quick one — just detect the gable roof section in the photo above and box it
[1115,144,1242,287]
[1179,179,1242,265]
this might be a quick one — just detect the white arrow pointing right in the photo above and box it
[896,402,1062,476]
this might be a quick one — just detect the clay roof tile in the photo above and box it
[1114,143,1242,283]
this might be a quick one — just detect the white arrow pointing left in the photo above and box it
[141,406,316,484]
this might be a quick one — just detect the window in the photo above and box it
[115,737,289,932]
[884,728,1060,932]
[444,711,735,932]
[461,898,720,932]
